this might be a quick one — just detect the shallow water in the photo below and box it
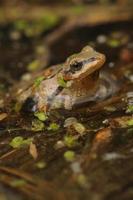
[0,20,133,200]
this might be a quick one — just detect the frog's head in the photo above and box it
[62,46,106,81]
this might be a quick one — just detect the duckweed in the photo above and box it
[36,161,47,169]
[73,122,86,135]
[64,150,75,162]
[34,112,48,122]
[57,76,67,88]
[64,135,77,147]
[70,6,86,14]
[47,122,60,131]
[10,136,33,149]
[126,105,133,113]
[31,119,45,131]
[127,119,133,126]
[11,179,27,187]
[27,60,40,72]
[13,13,59,37]
[77,174,87,187]
[34,76,45,87]
[107,39,121,48]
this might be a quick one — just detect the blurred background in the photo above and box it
[0,0,133,5]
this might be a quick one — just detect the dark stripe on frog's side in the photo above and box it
[21,86,64,112]
[47,86,64,109]
[21,66,63,112]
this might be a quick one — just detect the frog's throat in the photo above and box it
[68,73,100,99]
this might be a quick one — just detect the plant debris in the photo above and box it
[0,113,7,121]
[29,142,38,160]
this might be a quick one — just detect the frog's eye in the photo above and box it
[70,61,83,73]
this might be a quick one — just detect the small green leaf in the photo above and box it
[31,119,45,131]
[64,135,77,148]
[107,39,121,48]
[126,105,133,113]
[22,138,33,146]
[36,161,47,169]
[34,76,45,87]
[47,123,60,131]
[11,179,26,187]
[77,174,87,187]
[28,60,40,72]
[14,20,28,31]
[127,119,133,126]
[34,112,48,121]
[70,6,86,14]
[57,76,67,88]
[73,122,86,135]
[10,136,33,149]
[10,136,23,148]
[64,150,75,162]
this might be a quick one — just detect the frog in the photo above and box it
[16,45,116,112]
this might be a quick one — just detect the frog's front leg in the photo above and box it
[64,95,74,110]
[49,92,73,110]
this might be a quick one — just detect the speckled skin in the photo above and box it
[17,46,106,112]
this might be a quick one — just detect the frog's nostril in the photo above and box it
[87,57,96,62]
[21,97,37,112]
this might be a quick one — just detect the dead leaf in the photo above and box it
[29,142,38,160]
[0,113,7,121]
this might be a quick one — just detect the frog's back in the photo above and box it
[14,64,62,103]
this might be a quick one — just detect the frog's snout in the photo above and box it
[98,53,106,66]
[21,97,37,113]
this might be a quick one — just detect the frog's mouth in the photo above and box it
[63,54,106,81]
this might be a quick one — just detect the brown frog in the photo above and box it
[16,46,117,112]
